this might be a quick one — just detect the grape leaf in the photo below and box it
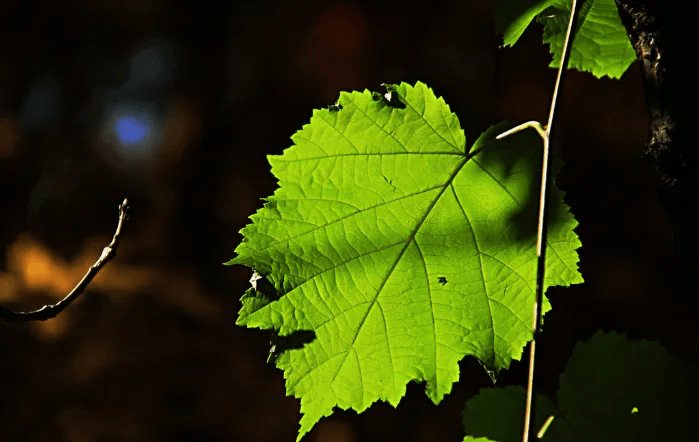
[462,331,695,441]
[495,0,637,79]
[462,386,556,442]
[226,81,583,440]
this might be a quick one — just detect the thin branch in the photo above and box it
[526,2,578,440]
[496,121,547,141]
[495,1,578,440]
[0,198,131,323]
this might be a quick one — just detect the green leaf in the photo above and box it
[495,0,637,79]
[462,331,695,441]
[463,386,557,442]
[495,0,560,46]
[226,81,583,440]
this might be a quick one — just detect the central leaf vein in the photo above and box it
[328,156,470,387]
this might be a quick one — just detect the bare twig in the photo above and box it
[0,198,130,323]
[495,1,578,440]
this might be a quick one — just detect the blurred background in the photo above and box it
[0,0,694,441]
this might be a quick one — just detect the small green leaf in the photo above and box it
[463,386,557,442]
[495,0,560,47]
[495,0,637,79]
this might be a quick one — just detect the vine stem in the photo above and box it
[496,1,578,440]
[0,198,130,323]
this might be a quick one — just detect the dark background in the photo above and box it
[0,1,694,441]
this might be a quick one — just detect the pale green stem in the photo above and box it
[495,0,578,441]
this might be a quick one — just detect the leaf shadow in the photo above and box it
[470,122,567,244]
[268,329,317,364]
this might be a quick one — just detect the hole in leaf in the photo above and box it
[250,270,281,301]
[438,276,448,286]
[371,83,406,109]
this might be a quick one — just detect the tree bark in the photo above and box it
[615,0,696,326]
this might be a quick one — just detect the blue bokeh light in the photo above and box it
[115,116,149,144]
[94,37,176,172]
[100,101,162,170]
